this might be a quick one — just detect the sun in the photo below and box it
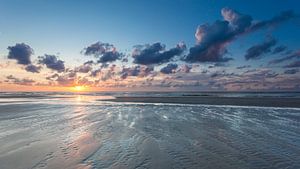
[73,86,86,92]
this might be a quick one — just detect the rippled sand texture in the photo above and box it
[0,97,299,169]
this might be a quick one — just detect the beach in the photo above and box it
[0,92,300,169]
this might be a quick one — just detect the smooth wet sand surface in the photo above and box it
[0,95,300,169]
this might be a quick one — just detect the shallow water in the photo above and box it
[0,94,299,169]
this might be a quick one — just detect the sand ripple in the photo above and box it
[0,100,299,169]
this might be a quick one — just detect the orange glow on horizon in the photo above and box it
[72,86,87,92]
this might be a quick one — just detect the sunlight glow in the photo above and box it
[73,86,86,92]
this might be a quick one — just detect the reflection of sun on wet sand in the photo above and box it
[1,93,300,169]
[105,96,300,108]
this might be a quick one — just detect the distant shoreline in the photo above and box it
[104,96,300,108]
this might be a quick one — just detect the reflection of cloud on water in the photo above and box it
[1,99,300,169]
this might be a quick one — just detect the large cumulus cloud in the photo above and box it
[132,42,186,65]
[7,43,34,65]
[183,8,296,63]
[38,54,65,72]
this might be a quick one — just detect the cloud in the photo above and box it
[184,21,233,63]
[46,71,77,86]
[245,37,277,60]
[56,75,75,86]
[82,42,112,55]
[84,60,94,65]
[82,42,123,63]
[77,77,94,86]
[38,54,65,72]
[7,43,34,65]
[98,51,123,63]
[90,69,101,77]
[133,42,186,65]
[284,69,299,74]
[6,75,35,85]
[120,65,154,79]
[269,50,300,64]
[221,7,253,32]
[75,64,92,73]
[236,65,250,69]
[46,73,59,80]
[272,45,287,54]
[284,61,300,68]
[160,63,178,74]
[25,64,42,73]
[183,8,296,63]
[250,10,297,31]
[179,65,192,73]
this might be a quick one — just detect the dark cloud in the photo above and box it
[25,64,42,73]
[7,43,34,65]
[210,73,219,78]
[133,42,186,65]
[120,66,154,79]
[245,37,277,60]
[284,69,299,74]
[82,42,123,63]
[269,50,300,64]
[160,63,178,74]
[122,58,128,62]
[284,61,300,68]
[98,51,123,63]
[183,8,296,63]
[236,65,250,69]
[272,45,287,54]
[82,42,113,56]
[84,60,94,65]
[38,54,65,72]
[6,75,35,85]
[210,70,236,78]
[202,70,208,74]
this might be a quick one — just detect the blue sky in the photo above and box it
[0,0,300,91]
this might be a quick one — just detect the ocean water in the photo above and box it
[0,93,299,169]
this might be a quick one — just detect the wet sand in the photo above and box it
[105,96,300,108]
[1,94,300,169]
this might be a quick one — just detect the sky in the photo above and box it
[0,0,300,92]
